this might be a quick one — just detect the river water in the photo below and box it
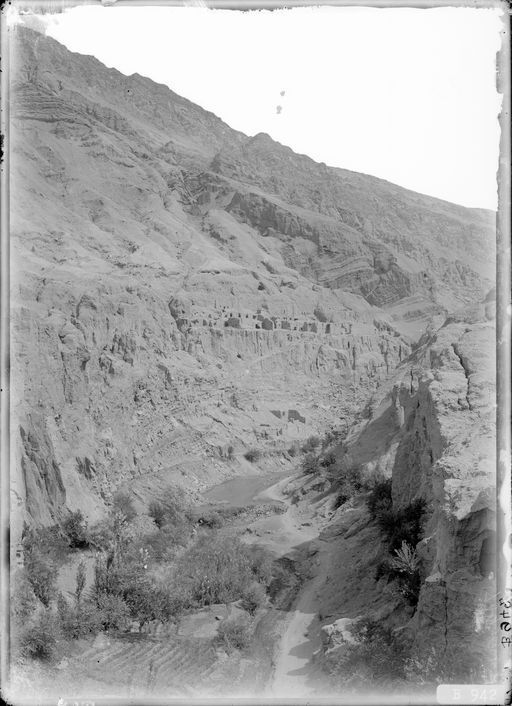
[202,471,292,508]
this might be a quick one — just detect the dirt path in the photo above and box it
[269,547,329,697]
[250,475,332,697]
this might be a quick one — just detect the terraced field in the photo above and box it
[70,634,222,697]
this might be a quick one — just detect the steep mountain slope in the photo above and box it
[8,26,494,536]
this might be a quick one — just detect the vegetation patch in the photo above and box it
[366,479,426,605]
[216,615,252,652]
[324,618,407,687]
[244,448,262,463]
[301,435,321,454]
[176,535,273,608]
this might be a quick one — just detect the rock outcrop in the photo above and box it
[326,299,496,677]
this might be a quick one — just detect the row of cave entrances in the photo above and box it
[188,313,341,333]
[223,316,327,333]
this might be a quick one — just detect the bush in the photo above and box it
[157,486,190,528]
[405,635,495,685]
[24,551,57,607]
[333,492,349,510]
[391,541,420,574]
[241,581,267,615]
[18,609,59,661]
[323,429,343,447]
[93,552,118,598]
[244,448,262,463]
[333,466,365,507]
[325,617,406,686]
[57,593,101,639]
[366,478,393,522]
[111,491,137,523]
[22,524,69,565]
[139,525,189,563]
[156,578,189,623]
[372,498,426,554]
[87,519,115,550]
[96,593,130,631]
[123,578,169,629]
[375,542,422,606]
[216,615,252,652]
[148,501,166,529]
[287,446,297,457]
[62,510,89,548]
[320,453,336,468]
[367,482,426,606]
[302,453,318,474]
[177,535,271,608]
[11,569,38,622]
[75,560,87,603]
[247,545,273,585]
[301,436,321,453]
[313,306,328,323]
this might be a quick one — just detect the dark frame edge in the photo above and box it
[496,1,512,700]
[0,3,12,704]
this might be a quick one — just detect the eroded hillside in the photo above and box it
[9,26,495,539]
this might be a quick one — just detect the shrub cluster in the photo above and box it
[17,609,60,661]
[175,535,273,608]
[244,448,262,463]
[367,480,425,552]
[324,618,406,687]
[91,542,181,630]
[148,487,188,529]
[62,511,89,549]
[14,482,277,664]
[241,581,267,615]
[13,490,185,662]
[216,615,252,652]
[313,306,328,323]
[302,452,318,475]
[366,480,426,605]
[333,466,366,508]
[301,436,321,454]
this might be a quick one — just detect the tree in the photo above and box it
[24,551,57,607]
[11,569,37,622]
[96,593,130,631]
[18,609,59,661]
[241,581,267,615]
[124,579,164,630]
[391,541,420,574]
[148,501,166,528]
[75,560,87,604]
[111,491,137,523]
[62,510,89,548]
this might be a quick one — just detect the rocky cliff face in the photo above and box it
[9,25,494,553]
[330,296,496,676]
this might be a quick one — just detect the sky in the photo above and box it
[10,3,504,210]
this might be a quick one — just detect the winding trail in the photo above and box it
[270,550,329,697]
[253,475,331,697]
